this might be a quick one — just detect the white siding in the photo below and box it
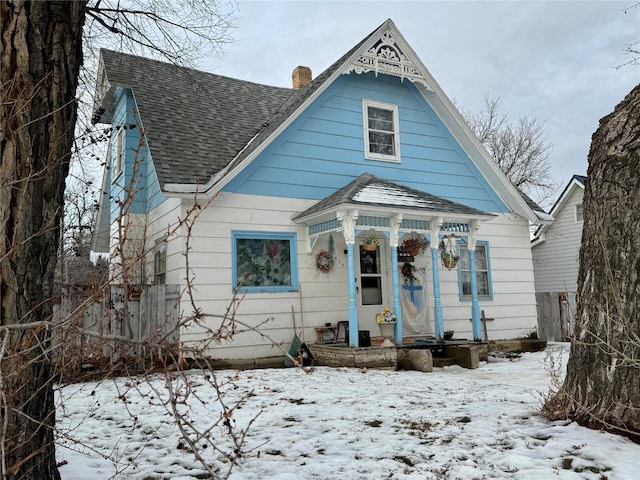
[532,187,584,293]
[165,192,539,360]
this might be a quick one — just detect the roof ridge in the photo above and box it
[99,48,294,90]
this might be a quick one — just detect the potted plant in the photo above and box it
[440,250,460,269]
[401,262,419,284]
[375,307,397,347]
[439,238,460,269]
[362,235,380,251]
[401,236,429,256]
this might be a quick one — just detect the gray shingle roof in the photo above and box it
[293,173,494,220]
[221,22,381,176]
[94,49,294,187]
[517,189,548,215]
[93,20,389,191]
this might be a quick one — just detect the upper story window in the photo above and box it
[458,242,493,300]
[112,126,124,180]
[575,203,584,222]
[232,231,298,292]
[363,99,400,162]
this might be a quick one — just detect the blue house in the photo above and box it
[92,19,550,362]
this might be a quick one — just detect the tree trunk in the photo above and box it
[1,2,87,478]
[544,84,640,442]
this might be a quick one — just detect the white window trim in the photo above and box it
[575,203,584,223]
[458,242,493,300]
[362,99,400,162]
[112,126,124,180]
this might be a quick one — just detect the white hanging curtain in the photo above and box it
[399,264,431,336]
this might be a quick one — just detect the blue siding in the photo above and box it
[109,88,165,221]
[223,72,509,213]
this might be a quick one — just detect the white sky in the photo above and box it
[203,0,640,203]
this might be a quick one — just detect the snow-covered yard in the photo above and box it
[56,343,638,479]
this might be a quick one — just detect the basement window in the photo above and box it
[363,99,400,162]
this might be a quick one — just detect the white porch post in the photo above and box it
[390,214,403,344]
[468,220,482,341]
[338,210,359,347]
[430,218,444,339]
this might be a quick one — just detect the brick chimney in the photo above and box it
[292,66,312,89]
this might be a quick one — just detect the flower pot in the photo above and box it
[378,321,396,347]
[362,243,377,251]
[406,247,420,256]
[443,257,458,269]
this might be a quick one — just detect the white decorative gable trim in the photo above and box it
[344,29,432,90]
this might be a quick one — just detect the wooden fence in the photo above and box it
[53,284,180,371]
[535,291,576,342]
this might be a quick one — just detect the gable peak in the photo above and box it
[344,21,432,90]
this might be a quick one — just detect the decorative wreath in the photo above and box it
[316,234,335,273]
[316,250,334,273]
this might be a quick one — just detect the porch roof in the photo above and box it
[293,173,495,228]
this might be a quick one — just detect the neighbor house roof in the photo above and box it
[532,174,586,244]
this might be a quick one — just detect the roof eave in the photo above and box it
[293,202,495,226]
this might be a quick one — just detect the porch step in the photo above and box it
[433,357,457,368]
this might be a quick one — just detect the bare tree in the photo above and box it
[619,2,640,68]
[1,1,235,478]
[461,94,558,206]
[543,84,640,441]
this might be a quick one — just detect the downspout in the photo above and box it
[338,210,359,347]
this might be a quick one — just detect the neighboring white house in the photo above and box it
[531,175,586,341]
[92,19,552,363]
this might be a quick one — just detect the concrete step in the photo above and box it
[433,357,457,367]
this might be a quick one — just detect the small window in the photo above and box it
[111,126,125,180]
[575,204,584,222]
[154,248,166,285]
[363,99,400,161]
[233,231,297,292]
[458,242,492,300]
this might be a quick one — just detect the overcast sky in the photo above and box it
[203,0,639,204]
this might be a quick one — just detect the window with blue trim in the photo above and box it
[458,242,492,299]
[232,231,297,292]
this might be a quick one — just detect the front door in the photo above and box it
[356,236,389,333]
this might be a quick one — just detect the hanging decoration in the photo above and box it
[400,236,430,257]
[439,236,460,269]
[362,234,379,251]
[316,234,335,273]
[401,262,419,284]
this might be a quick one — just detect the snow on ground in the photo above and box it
[56,343,639,479]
